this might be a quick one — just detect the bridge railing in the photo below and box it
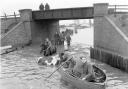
[1,12,20,34]
[108,5,128,17]
[0,12,20,21]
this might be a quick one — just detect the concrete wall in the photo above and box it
[47,20,59,41]
[31,20,48,44]
[94,16,128,57]
[94,3,128,57]
[31,20,59,44]
[19,9,59,45]
[108,14,128,37]
[1,9,59,47]
[1,22,30,47]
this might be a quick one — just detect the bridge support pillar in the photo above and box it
[93,3,108,48]
[94,3,108,17]
[19,9,32,44]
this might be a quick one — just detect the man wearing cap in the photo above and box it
[72,56,95,82]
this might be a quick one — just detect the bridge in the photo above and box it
[32,7,94,20]
[1,3,128,73]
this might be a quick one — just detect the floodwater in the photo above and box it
[1,27,128,89]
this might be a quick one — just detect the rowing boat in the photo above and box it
[58,65,106,89]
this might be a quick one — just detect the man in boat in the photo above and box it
[56,52,75,68]
[40,38,52,56]
[72,56,96,82]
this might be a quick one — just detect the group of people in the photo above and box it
[39,3,50,11]
[39,35,96,82]
[54,32,64,46]
[38,27,101,83]
[40,31,71,56]
[57,52,96,82]
[54,31,71,49]
[40,38,56,56]
[40,30,72,56]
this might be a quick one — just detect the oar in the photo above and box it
[46,56,73,79]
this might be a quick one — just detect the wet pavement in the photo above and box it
[1,28,128,89]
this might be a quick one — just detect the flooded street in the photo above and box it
[1,46,63,89]
[1,27,128,89]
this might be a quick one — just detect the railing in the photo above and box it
[0,12,20,22]
[108,5,128,16]
[1,12,20,34]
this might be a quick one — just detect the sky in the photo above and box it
[0,0,128,15]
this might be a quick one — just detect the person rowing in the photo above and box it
[40,38,53,56]
[57,53,96,82]
[72,56,96,82]
[56,52,75,69]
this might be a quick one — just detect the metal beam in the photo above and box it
[32,7,94,20]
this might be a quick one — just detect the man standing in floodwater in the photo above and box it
[54,32,60,46]
[60,31,65,45]
[66,35,71,49]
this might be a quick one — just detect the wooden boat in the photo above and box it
[58,65,106,89]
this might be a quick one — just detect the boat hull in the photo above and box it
[58,65,106,89]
